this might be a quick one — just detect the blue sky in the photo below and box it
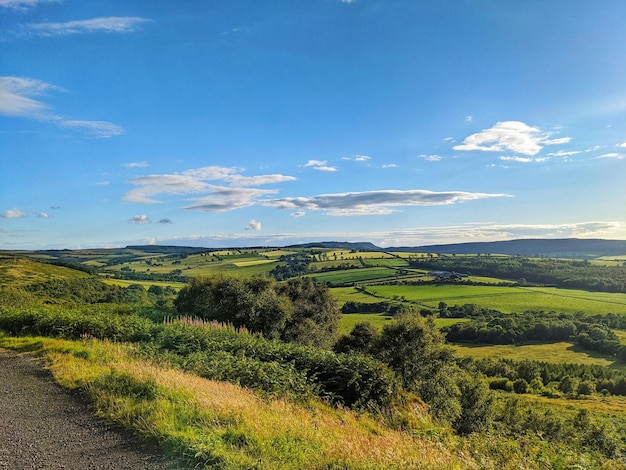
[1,0,625,249]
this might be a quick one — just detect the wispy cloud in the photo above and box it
[304,160,337,172]
[37,211,49,218]
[0,76,61,118]
[244,219,262,231]
[499,156,533,163]
[185,187,277,212]
[61,120,124,138]
[290,211,306,217]
[0,0,59,11]
[157,218,172,224]
[124,166,294,213]
[342,155,371,162]
[382,164,398,168]
[26,17,151,36]
[1,207,27,218]
[596,153,625,160]
[0,76,124,137]
[453,121,571,156]
[418,154,442,161]
[130,215,150,224]
[123,161,150,168]
[263,189,511,216]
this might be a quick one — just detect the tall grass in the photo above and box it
[0,336,474,469]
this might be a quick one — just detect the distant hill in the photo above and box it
[285,241,382,251]
[390,238,626,258]
[125,245,208,254]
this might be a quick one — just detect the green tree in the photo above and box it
[276,277,341,348]
[174,275,340,347]
[374,314,462,423]
[174,274,290,339]
[334,322,380,354]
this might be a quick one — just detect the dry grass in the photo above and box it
[1,335,479,469]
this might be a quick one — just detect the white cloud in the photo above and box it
[382,164,398,168]
[498,156,535,163]
[245,219,262,231]
[124,174,212,203]
[123,166,293,206]
[0,76,61,118]
[304,160,337,172]
[27,17,151,36]
[453,121,571,156]
[1,207,27,218]
[0,0,59,11]
[290,211,306,217]
[342,155,371,162]
[547,150,581,157]
[185,186,277,212]
[225,174,296,186]
[0,76,124,137]
[123,162,150,168]
[263,189,511,216]
[596,153,625,160]
[619,142,626,148]
[61,120,124,138]
[130,215,151,224]
[465,115,473,123]
[37,212,49,218]
[418,154,442,161]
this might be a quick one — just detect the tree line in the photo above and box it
[409,255,626,293]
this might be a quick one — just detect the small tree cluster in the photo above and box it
[174,274,341,348]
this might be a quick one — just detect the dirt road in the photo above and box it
[0,349,182,469]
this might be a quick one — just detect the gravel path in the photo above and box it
[0,349,185,470]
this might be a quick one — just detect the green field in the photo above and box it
[0,256,90,286]
[307,267,399,285]
[339,313,393,334]
[362,284,626,315]
[454,341,625,369]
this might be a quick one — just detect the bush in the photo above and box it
[175,275,341,348]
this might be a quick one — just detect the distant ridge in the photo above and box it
[285,241,381,251]
[391,238,626,258]
[124,239,626,258]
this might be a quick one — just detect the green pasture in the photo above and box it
[331,287,388,304]
[339,313,393,334]
[310,260,362,270]
[307,267,398,285]
[361,258,409,267]
[454,341,624,369]
[615,330,626,345]
[0,256,90,286]
[363,284,626,315]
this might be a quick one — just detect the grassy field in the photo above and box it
[0,256,90,286]
[307,267,400,285]
[363,284,626,315]
[339,313,394,334]
[454,341,625,369]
